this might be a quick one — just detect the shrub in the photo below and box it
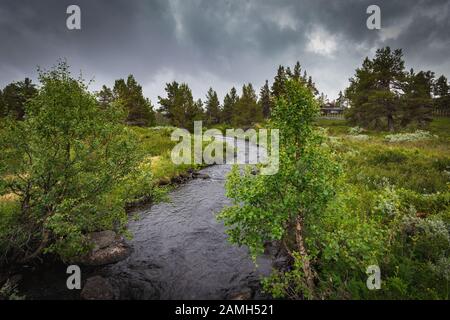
[0,61,140,263]
[384,130,437,143]
[348,126,364,135]
[219,79,341,298]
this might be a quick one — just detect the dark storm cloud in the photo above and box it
[0,0,449,102]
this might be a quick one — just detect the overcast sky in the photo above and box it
[1,0,449,104]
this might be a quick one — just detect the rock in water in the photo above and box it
[77,231,130,266]
[193,172,210,179]
[228,287,253,300]
[81,276,115,300]
[89,230,116,251]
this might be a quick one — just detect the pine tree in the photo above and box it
[286,66,292,79]
[346,47,406,131]
[0,78,37,120]
[192,98,205,122]
[96,85,115,109]
[434,75,449,97]
[113,75,155,126]
[336,90,345,108]
[234,83,262,126]
[292,61,302,82]
[318,92,327,106]
[433,75,450,112]
[205,87,221,125]
[302,70,308,83]
[222,87,238,125]
[158,81,201,130]
[401,69,434,127]
[97,85,114,109]
[259,80,272,118]
[272,65,287,98]
[307,76,318,96]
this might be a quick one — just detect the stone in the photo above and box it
[228,287,253,300]
[193,172,210,179]
[75,231,130,266]
[80,276,115,300]
[88,230,116,252]
[80,241,130,266]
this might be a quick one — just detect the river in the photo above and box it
[20,136,275,299]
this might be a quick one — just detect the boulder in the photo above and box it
[228,287,253,300]
[78,231,130,266]
[193,172,210,179]
[80,276,115,300]
[89,230,116,252]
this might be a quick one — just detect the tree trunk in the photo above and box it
[387,114,395,132]
[19,229,49,263]
[295,215,315,297]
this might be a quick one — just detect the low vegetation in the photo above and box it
[0,63,206,267]
[0,47,449,300]
[254,117,449,299]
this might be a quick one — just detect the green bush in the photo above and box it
[0,61,141,263]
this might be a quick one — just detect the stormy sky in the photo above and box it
[1,0,449,103]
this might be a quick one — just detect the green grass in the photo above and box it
[314,117,450,299]
[130,125,234,184]
[317,118,450,193]
[429,117,450,140]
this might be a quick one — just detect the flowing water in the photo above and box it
[104,136,273,299]
[20,136,275,299]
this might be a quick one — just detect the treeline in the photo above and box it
[0,78,38,120]
[345,47,450,131]
[0,61,321,131]
[3,49,449,134]
[0,74,156,127]
[0,62,147,265]
[155,61,320,130]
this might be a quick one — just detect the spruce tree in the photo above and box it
[158,81,201,130]
[346,47,406,131]
[307,76,318,96]
[433,75,450,112]
[113,75,155,126]
[260,80,272,118]
[0,78,37,120]
[272,66,287,98]
[205,87,221,125]
[336,90,345,108]
[434,75,449,97]
[97,85,114,109]
[401,70,434,127]
[292,61,302,82]
[234,83,262,126]
[222,87,238,125]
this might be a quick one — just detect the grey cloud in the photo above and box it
[0,0,449,103]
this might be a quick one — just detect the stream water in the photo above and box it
[20,136,275,299]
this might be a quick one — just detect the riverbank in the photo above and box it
[6,135,273,300]
[2,118,449,300]
[0,125,226,299]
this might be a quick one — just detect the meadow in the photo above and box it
[298,117,450,299]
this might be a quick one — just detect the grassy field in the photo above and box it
[2,118,449,298]
[309,117,450,299]
[131,126,203,185]
[315,118,450,193]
